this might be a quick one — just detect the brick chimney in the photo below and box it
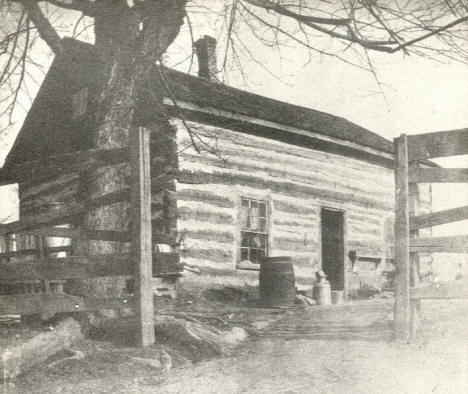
[194,35,218,81]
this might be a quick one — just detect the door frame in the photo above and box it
[319,206,348,299]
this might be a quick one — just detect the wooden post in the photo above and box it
[130,127,155,347]
[343,211,349,300]
[408,180,420,338]
[394,135,411,341]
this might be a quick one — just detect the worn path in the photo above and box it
[156,299,466,394]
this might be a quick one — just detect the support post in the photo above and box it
[409,180,420,339]
[130,127,155,347]
[394,135,411,341]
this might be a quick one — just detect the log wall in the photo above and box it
[173,119,397,290]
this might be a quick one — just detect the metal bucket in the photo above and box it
[259,256,295,308]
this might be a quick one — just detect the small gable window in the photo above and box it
[238,198,269,268]
[71,87,88,119]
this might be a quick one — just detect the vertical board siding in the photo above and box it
[173,119,395,289]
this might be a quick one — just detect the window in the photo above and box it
[239,198,269,268]
[71,87,88,119]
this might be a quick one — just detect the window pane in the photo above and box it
[250,248,258,263]
[259,202,266,217]
[258,218,266,232]
[257,249,266,261]
[241,248,249,261]
[241,200,249,229]
[241,232,249,247]
[258,234,267,249]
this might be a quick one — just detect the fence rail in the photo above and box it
[393,128,468,341]
[0,128,180,346]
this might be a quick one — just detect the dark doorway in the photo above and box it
[321,208,345,291]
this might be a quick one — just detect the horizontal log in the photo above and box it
[181,150,391,201]
[410,280,468,299]
[410,235,468,253]
[0,202,85,235]
[178,206,235,225]
[0,147,130,186]
[410,205,468,230]
[407,128,468,160]
[178,170,392,211]
[177,189,234,208]
[409,168,468,183]
[0,252,181,281]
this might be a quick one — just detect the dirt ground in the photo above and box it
[2,295,467,394]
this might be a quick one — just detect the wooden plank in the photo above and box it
[28,227,81,239]
[409,168,468,183]
[0,202,85,236]
[0,293,134,316]
[0,252,180,282]
[407,128,468,160]
[29,227,131,242]
[0,293,86,316]
[410,205,468,230]
[0,147,129,186]
[393,135,411,342]
[130,127,155,347]
[0,248,39,259]
[411,280,468,299]
[0,255,130,281]
[410,235,468,253]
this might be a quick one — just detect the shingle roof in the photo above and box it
[4,38,392,168]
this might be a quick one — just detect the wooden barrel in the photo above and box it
[259,256,295,308]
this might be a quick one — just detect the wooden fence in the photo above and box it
[0,128,182,347]
[394,128,468,341]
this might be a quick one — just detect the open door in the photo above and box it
[321,208,345,291]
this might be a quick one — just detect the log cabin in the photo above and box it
[0,37,433,299]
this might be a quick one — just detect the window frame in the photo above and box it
[236,194,272,270]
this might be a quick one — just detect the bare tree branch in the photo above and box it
[18,0,63,54]
[244,0,351,26]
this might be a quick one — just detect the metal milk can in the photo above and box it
[313,270,332,305]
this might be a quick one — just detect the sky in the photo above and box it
[0,2,467,235]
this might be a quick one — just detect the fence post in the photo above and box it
[409,179,421,338]
[130,127,155,347]
[394,134,411,341]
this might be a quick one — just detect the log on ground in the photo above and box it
[1,317,83,380]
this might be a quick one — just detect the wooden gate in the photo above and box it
[394,128,468,341]
[0,128,182,346]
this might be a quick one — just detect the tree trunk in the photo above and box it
[77,0,187,298]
